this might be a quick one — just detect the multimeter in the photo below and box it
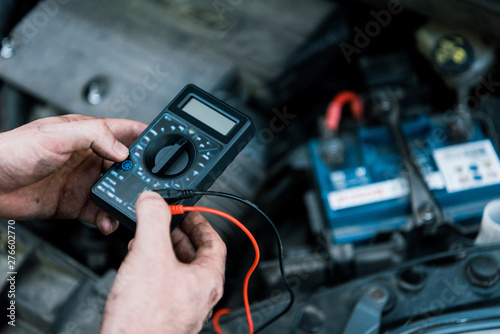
[91,84,255,231]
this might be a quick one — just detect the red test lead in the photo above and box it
[169,205,260,334]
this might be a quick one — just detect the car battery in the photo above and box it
[309,115,500,244]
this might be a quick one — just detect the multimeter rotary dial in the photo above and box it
[144,134,196,178]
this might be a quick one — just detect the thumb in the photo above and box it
[134,191,174,256]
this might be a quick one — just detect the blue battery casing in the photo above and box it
[309,115,500,244]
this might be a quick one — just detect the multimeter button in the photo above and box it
[199,142,216,150]
[203,140,215,148]
[121,159,134,171]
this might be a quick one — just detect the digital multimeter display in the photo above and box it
[181,97,236,135]
[91,84,255,232]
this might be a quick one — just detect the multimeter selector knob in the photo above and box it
[144,134,195,178]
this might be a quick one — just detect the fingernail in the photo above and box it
[113,141,129,159]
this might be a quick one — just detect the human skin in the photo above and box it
[101,192,226,333]
[0,114,146,234]
[0,115,227,332]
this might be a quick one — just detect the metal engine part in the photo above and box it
[0,220,114,333]
[0,0,336,124]
[210,245,500,333]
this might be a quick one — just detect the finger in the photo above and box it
[179,213,226,273]
[128,238,135,251]
[107,217,120,234]
[98,214,112,235]
[79,192,119,235]
[134,191,173,255]
[79,198,101,225]
[102,120,147,172]
[40,118,130,162]
[40,115,146,147]
[80,198,119,235]
[171,227,196,263]
[104,118,147,146]
[95,210,119,235]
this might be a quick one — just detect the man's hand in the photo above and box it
[0,114,146,234]
[101,191,226,334]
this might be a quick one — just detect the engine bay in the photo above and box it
[1,0,500,333]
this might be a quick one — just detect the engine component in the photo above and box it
[0,38,14,60]
[386,307,500,334]
[342,285,389,334]
[309,112,500,243]
[416,24,495,93]
[209,245,500,333]
[318,123,346,168]
[416,23,495,141]
[0,0,336,124]
[0,221,113,333]
[372,90,445,233]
